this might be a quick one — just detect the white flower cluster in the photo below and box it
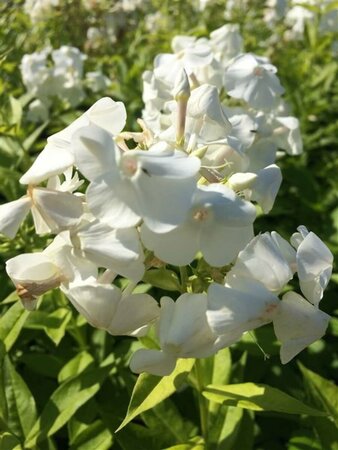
[21,46,110,122]
[1,24,333,376]
[24,0,60,23]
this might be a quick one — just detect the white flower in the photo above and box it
[20,97,127,185]
[141,183,256,266]
[291,226,333,306]
[130,293,224,376]
[207,278,280,338]
[273,292,330,363]
[209,24,243,66]
[74,125,201,232]
[0,185,83,238]
[224,54,285,110]
[63,279,159,336]
[226,232,296,294]
[85,71,111,93]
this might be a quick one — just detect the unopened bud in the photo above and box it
[228,172,257,191]
[172,68,191,101]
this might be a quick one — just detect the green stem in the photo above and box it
[194,359,209,446]
[179,266,188,292]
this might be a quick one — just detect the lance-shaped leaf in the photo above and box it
[203,383,327,416]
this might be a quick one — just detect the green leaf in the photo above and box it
[203,383,327,416]
[143,268,181,291]
[116,358,195,431]
[0,432,22,450]
[58,351,95,383]
[0,301,29,352]
[299,363,338,423]
[69,420,113,450]
[0,355,37,440]
[24,363,113,448]
[9,96,22,125]
[23,121,48,152]
[24,308,72,346]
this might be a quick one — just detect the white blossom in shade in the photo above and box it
[291,227,333,306]
[130,293,228,376]
[63,279,159,336]
[0,185,83,238]
[273,291,331,364]
[24,0,60,23]
[5,234,97,310]
[285,5,315,40]
[74,220,145,282]
[223,54,285,110]
[74,124,201,232]
[140,184,256,267]
[264,0,287,27]
[6,253,64,310]
[207,278,280,338]
[319,8,338,34]
[85,71,111,93]
[226,232,296,294]
[27,99,50,123]
[20,48,53,101]
[20,97,127,185]
[246,164,282,213]
[209,24,243,66]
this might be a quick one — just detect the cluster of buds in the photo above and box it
[0,24,333,376]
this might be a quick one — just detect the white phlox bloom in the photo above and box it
[130,293,226,376]
[245,164,282,213]
[224,54,285,110]
[0,185,83,238]
[291,226,333,306]
[20,97,126,185]
[63,279,159,337]
[273,292,331,363]
[226,232,296,294]
[20,48,53,101]
[24,0,60,23]
[207,278,280,338]
[73,220,145,282]
[74,124,201,232]
[140,183,256,267]
[285,5,315,40]
[209,24,243,66]
[27,99,50,123]
[6,234,96,310]
[253,110,303,156]
[85,71,111,93]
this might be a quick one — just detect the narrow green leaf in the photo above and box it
[0,301,29,352]
[69,420,113,450]
[24,308,72,346]
[23,121,48,151]
[116,358,195,431]
[0,355,37,439]
[203,383,327,416]
[9,96,22,125]
[0,432,22,450]
[24,364,113,448]
[299,363,338,423]
[58,351,95,383]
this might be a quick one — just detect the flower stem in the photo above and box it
[194,359,209,446]
[179,266,188,292]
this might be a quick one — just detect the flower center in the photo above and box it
[192,207,209,222]
[121,155,139,177]
[253,66,264,77]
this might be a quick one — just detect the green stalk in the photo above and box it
[194,359,209,446]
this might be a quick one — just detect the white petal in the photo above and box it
[20,141,75,185]
[107,293,159,335]
[250,164,282,213]
[31,205,52,235]
[273,292,330,364]
[33,188,83,231]
[201,223,253,267]
[297,232,333,306]
[87,97,127,135]
[6,252,60,283]
[73,124,117,181]
[207,280,279,336]
[130,349,177,376]
[86,176,141,228]
[140,223,198,266]
[64,282,120,329]
[0,196,31,238]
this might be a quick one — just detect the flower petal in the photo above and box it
[130,349,177,376]
[0,196,31,238]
